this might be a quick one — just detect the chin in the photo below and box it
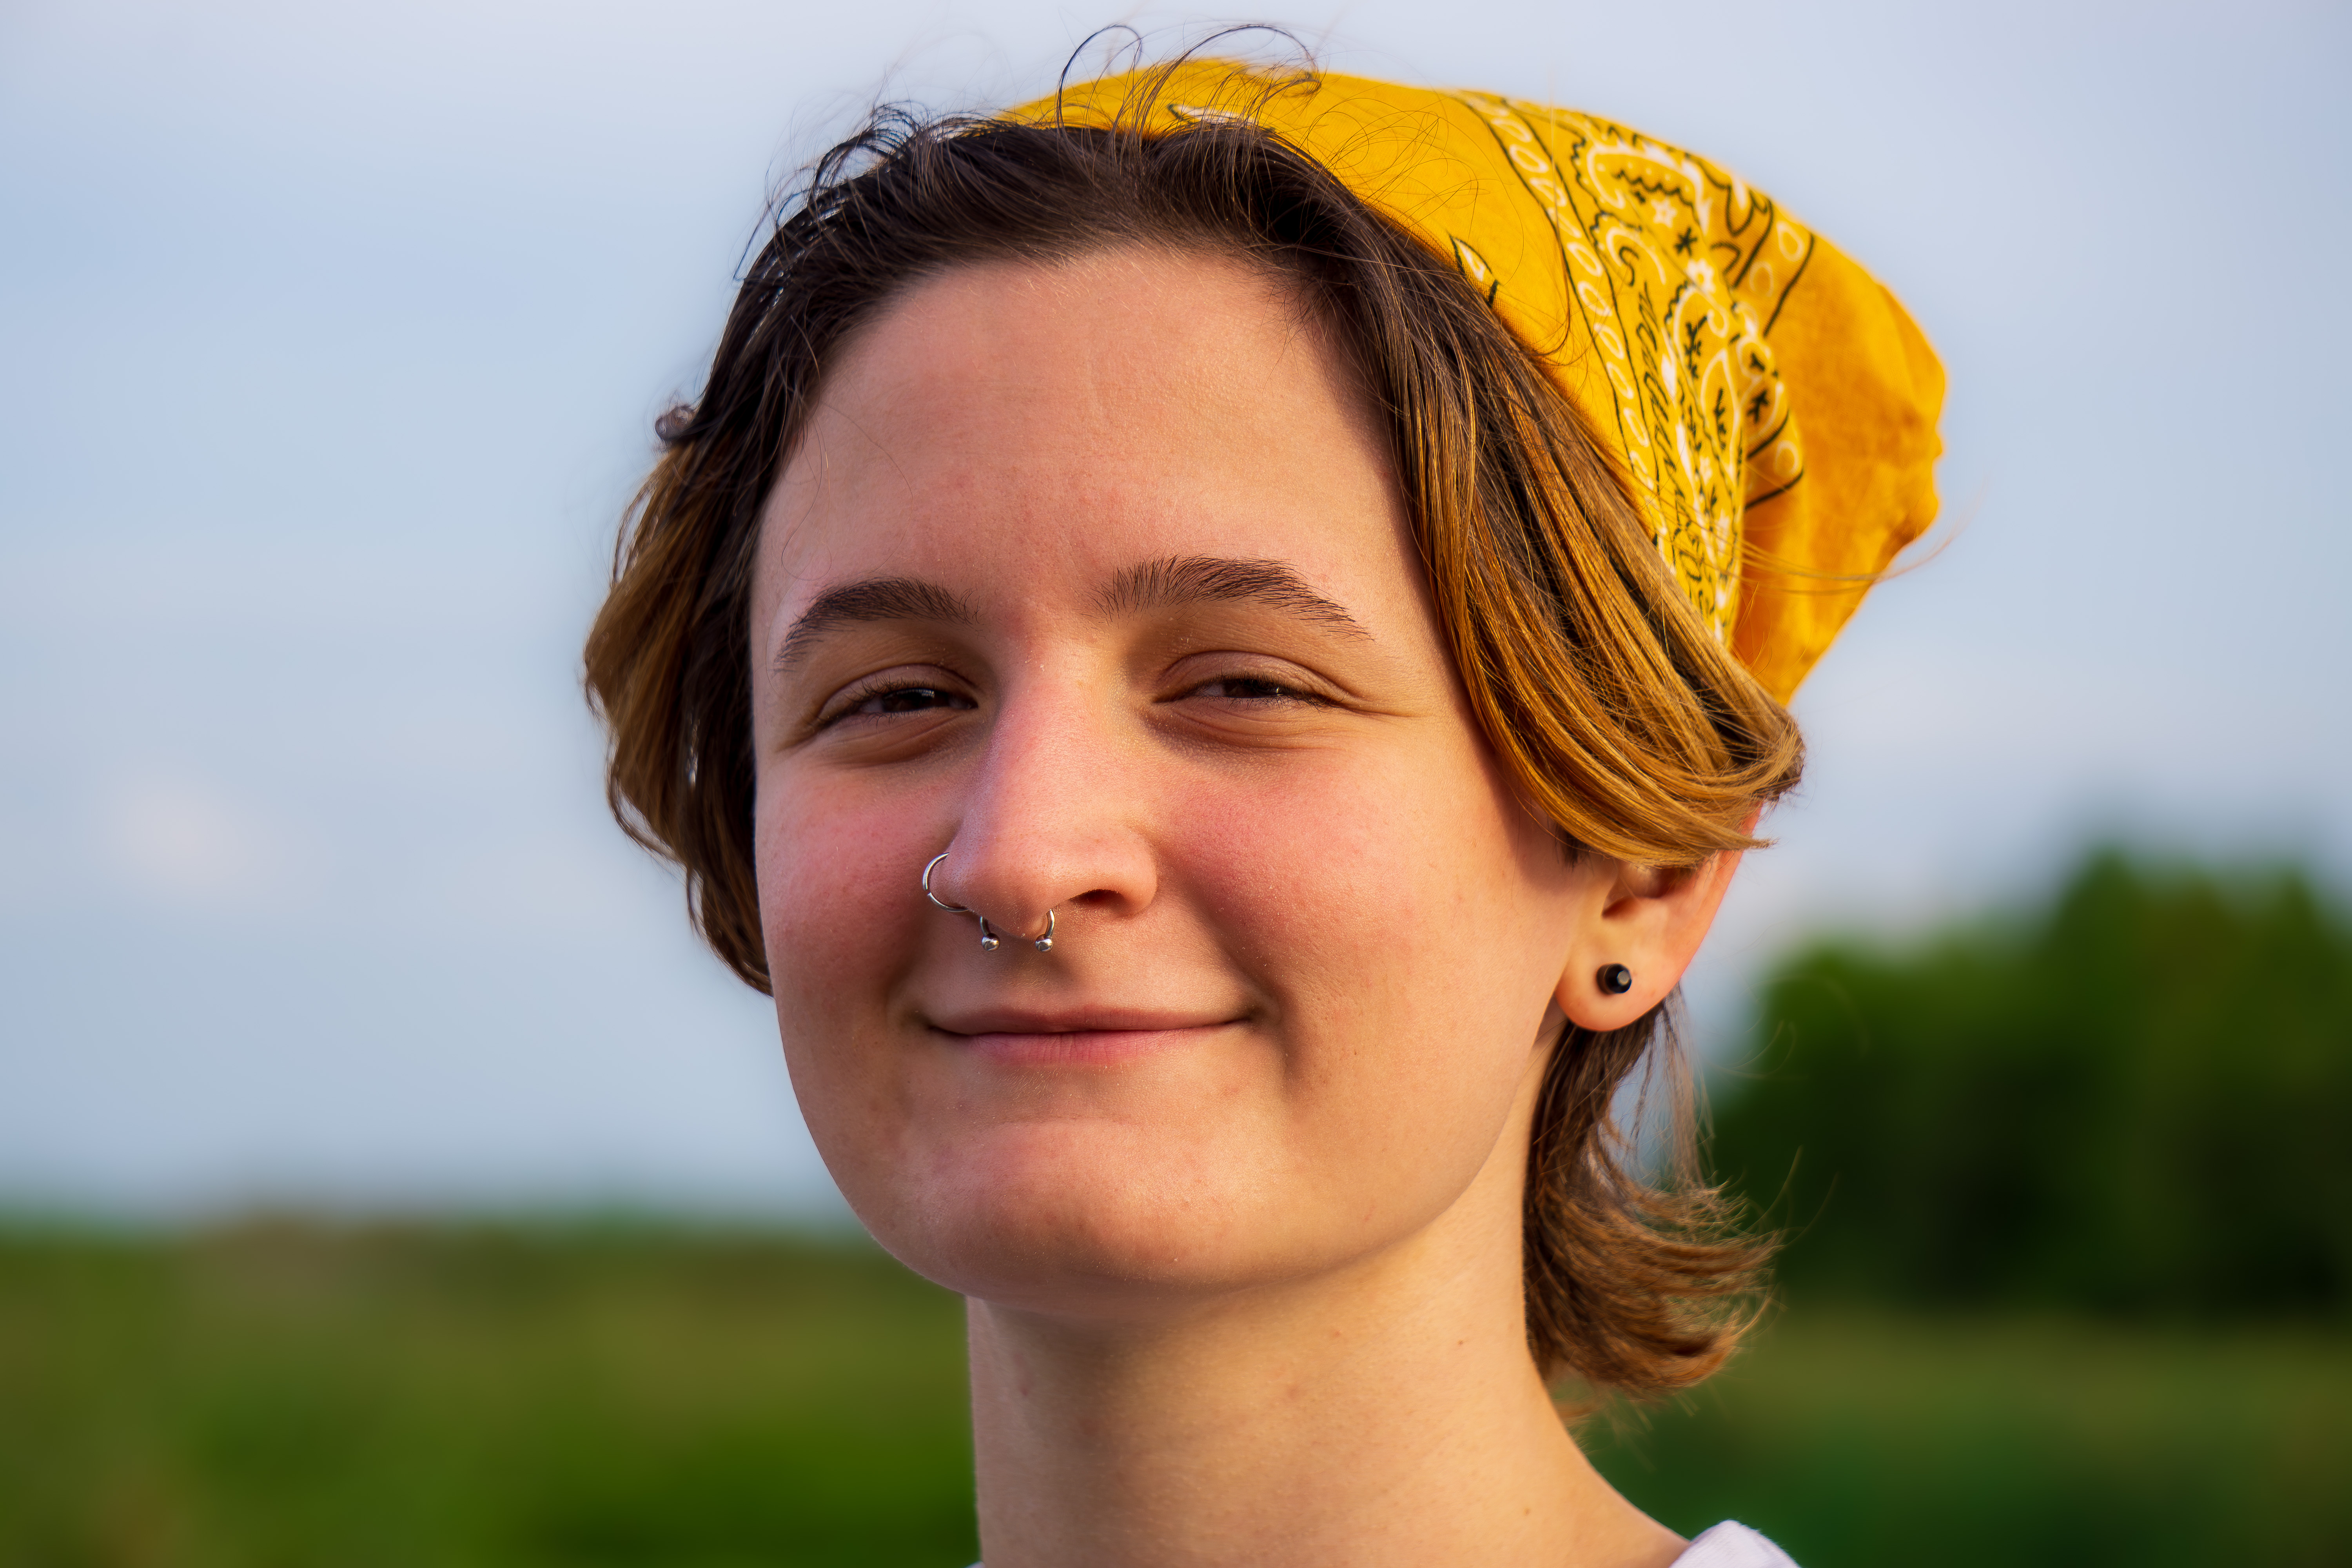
[851,1118,1314,1317]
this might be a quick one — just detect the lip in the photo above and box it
[929,1007,1243,1066]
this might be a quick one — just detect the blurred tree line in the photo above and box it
[1710,847,2352,1318]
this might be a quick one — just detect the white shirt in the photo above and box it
[971,1519,1797,1566]
[1675,1521,1799,1566]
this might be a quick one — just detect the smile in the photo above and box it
[929,1010,1243,1067]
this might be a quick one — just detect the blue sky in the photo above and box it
[2,0,2346,1216]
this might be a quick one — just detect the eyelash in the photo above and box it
[820,679,976,727]
[1185,673,1332,706]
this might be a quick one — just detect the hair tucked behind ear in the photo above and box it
[585,67,1795,1398]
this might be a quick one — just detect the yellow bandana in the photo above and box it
[1010,64,1944,702]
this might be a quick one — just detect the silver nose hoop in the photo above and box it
[922,851,1055,954]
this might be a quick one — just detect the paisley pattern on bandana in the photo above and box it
[1443,90,1813,642]
[1009,64,1944,702]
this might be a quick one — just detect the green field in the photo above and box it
[2,1222,2344,1568]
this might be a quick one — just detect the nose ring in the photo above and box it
[922,851,1055,953]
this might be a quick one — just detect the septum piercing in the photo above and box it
[923,851,1055,954]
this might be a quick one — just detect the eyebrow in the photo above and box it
[773,554,1367,671]
[1098,555,1369,637]
[774,577,977,670]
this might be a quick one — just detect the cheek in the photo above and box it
[753,776,935,1131]
[759,787,916,1002]
[1173,734,1566,1183]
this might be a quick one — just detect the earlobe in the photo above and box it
[1553,846,1746,1032]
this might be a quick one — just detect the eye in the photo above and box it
[859,685,971,714]
[1187,674,1329,706]
[820,679,978,727]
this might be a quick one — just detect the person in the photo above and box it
[584,53,1942,1568]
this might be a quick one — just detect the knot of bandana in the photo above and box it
[1010,64,1945,702]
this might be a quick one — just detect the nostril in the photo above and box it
[923,850,1067,955]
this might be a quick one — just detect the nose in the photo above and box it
[923,675,1160,952]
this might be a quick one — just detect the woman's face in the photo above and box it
[748,247,1600,1314]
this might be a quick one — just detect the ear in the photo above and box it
[1552,816,1755,1032]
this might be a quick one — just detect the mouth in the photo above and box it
[928,1007,1244,1066]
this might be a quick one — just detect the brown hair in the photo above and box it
[584,73,1800,1398]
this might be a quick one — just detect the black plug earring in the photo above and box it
[1596,964,1633,996]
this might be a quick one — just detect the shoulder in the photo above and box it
[1672,1521,1800,1567]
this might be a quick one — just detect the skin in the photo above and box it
[747,246,1744,1568]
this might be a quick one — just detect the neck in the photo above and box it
[964,1165,1685,1568]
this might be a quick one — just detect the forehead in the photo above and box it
[752,248,1415,628]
